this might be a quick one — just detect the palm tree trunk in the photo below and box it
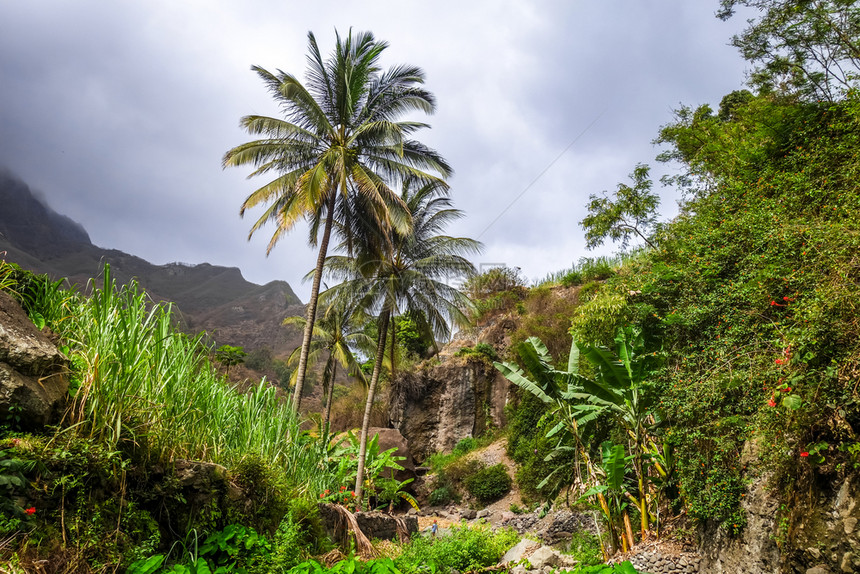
[323,360,336,434]
[389,318,396,382]
[291,193,337,413]
[354,310,390,507]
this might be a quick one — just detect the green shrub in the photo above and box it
[443,457,483,485]
[428,486,456,507]
[269,514,306,572]
[579,256,616,282]
[564,530,604,566]
[464,464,511,505]
[561,270,583,287]
[396,523,519,573]
[454,343,498,362]
[452,437,478,456]
[578,280,602,301]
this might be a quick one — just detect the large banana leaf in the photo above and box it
[494,360,554,404]
[601,441,628,493]
[582,345,633,389]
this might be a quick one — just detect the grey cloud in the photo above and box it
[0,1,750,298]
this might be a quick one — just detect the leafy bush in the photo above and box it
[396,523,519,573]
[564,530,604,566]
[288,557,401,574]
[442,457,484,486]
[464,463,512,504]
[428,486,456,507]
[579,256,616,282]
[578,280,602,301]
[508,286,580,362]
[561,270,584,287]
[452,437,478,456]
[454,343,498,362]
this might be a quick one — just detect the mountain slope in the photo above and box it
[0,170,304,354]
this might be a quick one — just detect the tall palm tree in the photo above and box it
[322,180,482,504]
[223,30,451,412]
[283,301,371,433]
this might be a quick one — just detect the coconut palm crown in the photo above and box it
[223,30,452,411]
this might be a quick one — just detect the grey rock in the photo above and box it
[0,291,69,429]
[500,539,540,564]
[388,324,514,459]
[840,552,854,573]
[528,546,560,569]
[806,565,831,574]
[807,548,822,560]
[460,508,476,520]
[476,509,491,519]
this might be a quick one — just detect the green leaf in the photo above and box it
[782,394,803,410]
[126,555,166,574]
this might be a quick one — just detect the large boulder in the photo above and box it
[0,291,69,428]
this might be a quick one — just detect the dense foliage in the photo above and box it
[562,89,860,538]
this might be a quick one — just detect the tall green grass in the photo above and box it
[534,253,643,288]
[4,262,332,495]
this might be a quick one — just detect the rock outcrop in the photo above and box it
[0,291,69,428]
[697,441,860,574]
[389,355,511,461]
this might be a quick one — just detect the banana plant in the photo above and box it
[495,326,662,544]
[330,431,406,507]
[582,442,636,553]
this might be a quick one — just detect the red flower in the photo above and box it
[320,493,325,498]
[351,491,355,497]
[767,398,777,407]
[775,358,785,365]
[25,507,36,515]
[800,452,809,457]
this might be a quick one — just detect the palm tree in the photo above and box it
[283,301,371,433]
[223,30,451,412]
[322,180,482,505]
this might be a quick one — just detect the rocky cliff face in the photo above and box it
[696,441,860,574]
[389,355,511,462]
[389,315,518,462]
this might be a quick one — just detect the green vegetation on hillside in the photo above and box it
[490,2,860,559]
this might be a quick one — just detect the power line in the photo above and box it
[476,107,607,239]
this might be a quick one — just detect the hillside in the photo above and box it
[0,170,305,355]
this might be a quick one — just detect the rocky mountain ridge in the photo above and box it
[0,170,305,355]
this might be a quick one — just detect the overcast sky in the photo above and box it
[0,1,752,301]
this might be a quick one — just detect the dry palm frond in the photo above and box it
[327,503,377,559]
[321,549,347,567]
[391,514,411,544]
